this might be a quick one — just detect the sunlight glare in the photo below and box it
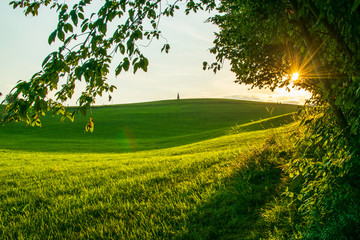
[291,72,299,81]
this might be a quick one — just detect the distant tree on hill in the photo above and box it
[177,93,180,100]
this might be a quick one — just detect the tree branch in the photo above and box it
[307,0,354,59]
[289,0,351,139]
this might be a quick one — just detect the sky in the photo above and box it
[0,0,311,106]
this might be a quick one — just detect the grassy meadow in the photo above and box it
[0,99,298,152]
[0,99,299,239]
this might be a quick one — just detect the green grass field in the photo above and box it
[0,99,298,152]
[0,99,299,239]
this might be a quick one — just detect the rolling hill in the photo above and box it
[0,98,301,239]
[0,98,299,152]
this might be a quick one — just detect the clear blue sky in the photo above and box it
[0,0,310,105]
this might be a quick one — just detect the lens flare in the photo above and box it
[291,72,299,81]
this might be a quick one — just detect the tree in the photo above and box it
[208,0,359,136]
[2,0,215,125]
[205,0,360,238]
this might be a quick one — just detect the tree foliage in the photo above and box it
[206,0,360,238]
[3,0,215,125]
[3,93,15,105]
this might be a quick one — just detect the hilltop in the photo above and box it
[0,98,299,152]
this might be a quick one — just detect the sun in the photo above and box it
[291,72,300,81]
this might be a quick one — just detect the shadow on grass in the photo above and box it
[174,142,288,240]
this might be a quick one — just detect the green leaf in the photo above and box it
[352,0,360,12]
[38,88,47,99]
[297,194,303,201]
[66,23,73,33]
[42,54,52,68]
[203,61,208,70]
[81,23,88,32]
[133,62,140,74]
[161,44,170,53]
[70,10,78,26]
[48,30,57,45]
[115,58,129,76]
[115,65,122,76]
[57,29,65,41]
[126,39,135,54]
[99,22,107,34]
[109,85,117,92]
[78,12,85,20]
[128,9,134,20]
[123,57,130,71]
[118,43,125,54]
[79,106,87,116]
[133,29,143,40]
[39,99,48,111]
[34,99,41,111]
[141,57,149,72]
